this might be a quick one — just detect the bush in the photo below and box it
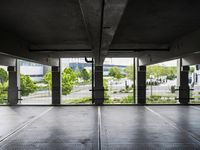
[119,88,125,93]
[103,79,110,100]
[104,95,135,104]
[0,68,8,83]
[113,90,117,94]
[109,67,122,80]
[43,68,77,95]
[120,95,134,103]
[0,82,8,104]
[62,68,77,95]
[63,97,91,104]
[147,95,176,104]
[147,95,161,101]
[43,71,52,91]
[20,74,37,96]
[80,68,90,81]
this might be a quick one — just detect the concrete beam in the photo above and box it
[138,52,177,66]
[170,28,200,56]
[0,29,59,66]
[109,43,169,50]
[79,0,102,65]
[0,53,16,66]
[138,27,200,66]
[107,51,140,58]
[100,0,128,61]
[182,52,200,66]
[30,43,91,50]
[29,50,92,58]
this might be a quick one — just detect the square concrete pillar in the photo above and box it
[7,66,19,105]
[178,66,190,104]
[94,66,104,105]
[137,66,146,104]
[52,66,61,105]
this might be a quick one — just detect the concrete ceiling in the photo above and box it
[0,0,200,65]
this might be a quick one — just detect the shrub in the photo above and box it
[0,68,8,83]
[43,68,77,95]
[0,82,8,104]
[64,97,91,104]
[20,74,37,96]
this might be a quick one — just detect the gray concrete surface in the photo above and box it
[0,106,200,149]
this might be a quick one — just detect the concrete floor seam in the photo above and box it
[144,106,200,144]
[98,106,102,150]
[0,107,53,146]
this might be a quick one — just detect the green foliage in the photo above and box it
[20,74,37,96]
[43,71,52,90]
[0,68,8,83]
[63,97,91,104]
[120,95,134,103]
[80,68,90,81]
[124,65,134,80]
[43,68,77,95]
[62,68,77,95]
[74,67,81,78]
[103,78,109,100]
[147,95,176,104]
[147,65,177,80]
[109,67,122,80]
[104,95,134,104]
[189,66,195,75]
[190,100,200,104]
[0,82,8,104]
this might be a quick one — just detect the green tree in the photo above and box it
[146,65,176,80]
[103,78,109,100]
[166,66,177,80]
[74,67,81,79]
[0,68,8,83]
[62,68,77,95]
[109,67,122,80]
[81,68,90,81]
[44,71,52,91]
[43,68,77,95]
[124,65,134,80]
[20,74,37,96]
[189,66,195,75]
[0,81,8,103]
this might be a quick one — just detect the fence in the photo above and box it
[190,85,200,104]
[20,83,52,105]
[146,85,178,104]
[61,84,92,104]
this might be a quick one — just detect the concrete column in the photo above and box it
[94,66,104,105]
[7,65,19,105]
[137,66,146,104]
[177,61,190,104]
[52,66,61,105]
